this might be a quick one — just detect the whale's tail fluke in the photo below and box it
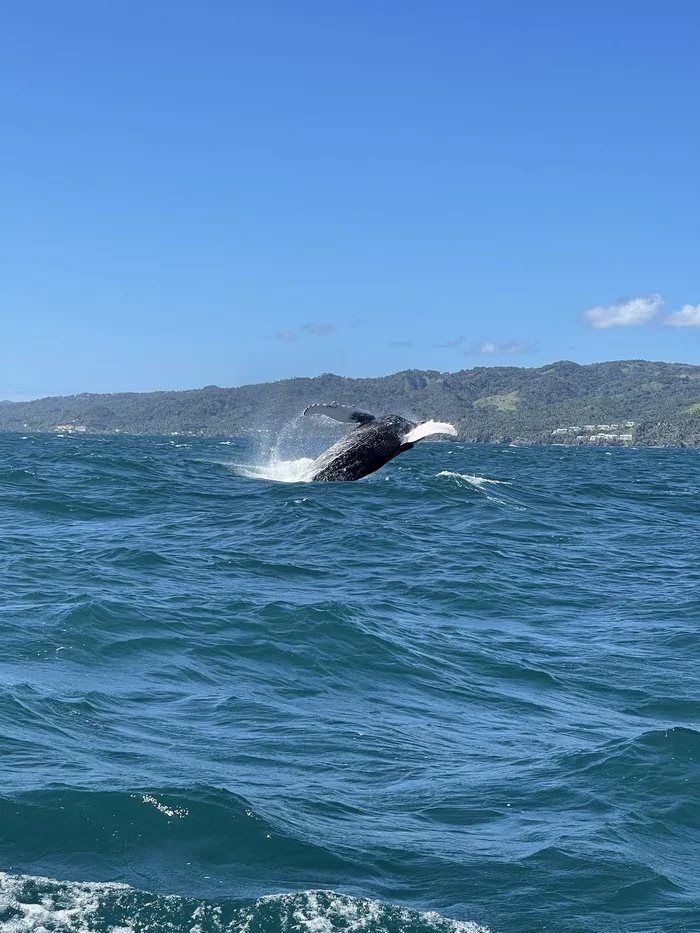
[304,403,376,426]
[403,421,458,444]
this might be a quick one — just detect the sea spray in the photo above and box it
[224,411,349,483]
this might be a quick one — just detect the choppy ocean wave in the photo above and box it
[0,872,488,933]
[1,433,699,932]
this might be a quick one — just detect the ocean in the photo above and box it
[1,432,698,933]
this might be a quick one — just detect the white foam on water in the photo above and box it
[0,871,128,932]
[137,793,189,818]
[263,891,492,933]
[437,471,512,488]
[0,873,492,933]
[437,471,520,507]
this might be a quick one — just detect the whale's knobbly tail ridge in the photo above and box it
[403,421,458,444]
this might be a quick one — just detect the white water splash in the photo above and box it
[225,412,341,483]
[231,457,316,483]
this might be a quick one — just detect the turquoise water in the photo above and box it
[1,433,698,933]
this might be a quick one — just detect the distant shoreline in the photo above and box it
[2,359,700,448]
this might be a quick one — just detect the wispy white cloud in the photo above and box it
[468,340,535,356]
[433,336,534,354]
[664,303,700,327]
[389,340,414,348]
[581,294,663,329]
[266,321,335,341]
[433,336,468,349]
[301,321,335,336]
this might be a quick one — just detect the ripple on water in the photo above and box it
[1,435,699,933]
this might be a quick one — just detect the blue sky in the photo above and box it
[2,1,699,400]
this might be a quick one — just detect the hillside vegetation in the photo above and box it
[3,360,700,446]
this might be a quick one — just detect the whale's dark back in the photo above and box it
[308,415,415,482]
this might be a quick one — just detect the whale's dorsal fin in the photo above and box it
[304,403,376,425]
[403,421,458,443]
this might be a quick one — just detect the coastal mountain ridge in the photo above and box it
[2,359,700,446]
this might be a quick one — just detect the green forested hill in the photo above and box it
[3,360,700,446]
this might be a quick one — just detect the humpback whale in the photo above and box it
[303,403,457,481]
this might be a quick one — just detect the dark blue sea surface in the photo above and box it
[1,432,698,933]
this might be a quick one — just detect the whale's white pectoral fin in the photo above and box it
[304,403,376,425]
[403,421,458,443]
